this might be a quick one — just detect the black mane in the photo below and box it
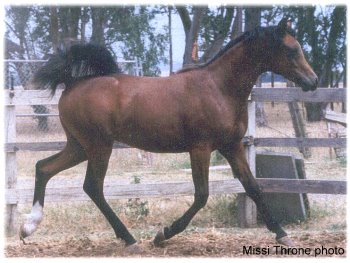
[204,25,296,66]
[178,24,296,72]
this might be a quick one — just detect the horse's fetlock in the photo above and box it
[20,201,43,239]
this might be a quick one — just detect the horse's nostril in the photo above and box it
[315,77,319,86]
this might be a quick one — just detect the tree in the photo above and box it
[80,7,90,43]
[49,7,59,51]
[245,7,261,31]
[231,7,243,39]
[168,6,173,74]
[91,7,107,46]
[5,5,169,76]
[5,6,31,60]
[177,5,258,67]
[198,6,234,63]
[58,7,81,40]
[176,6,206,66]
[105,6,168,76]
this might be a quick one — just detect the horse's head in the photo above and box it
[269,18,318,91]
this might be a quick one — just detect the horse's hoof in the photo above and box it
[125,243,143,255]
[277,236,295,247]
[19,224,29,244]
[153,229,166,247]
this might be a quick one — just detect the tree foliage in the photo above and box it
[5,5,168,76]
[5,4,346,83]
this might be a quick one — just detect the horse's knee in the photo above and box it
[35,160,51,182]
[35,160,44,175]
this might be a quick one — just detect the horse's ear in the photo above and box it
[277,17,292,35]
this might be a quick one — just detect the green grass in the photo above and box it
[192,194,238,228]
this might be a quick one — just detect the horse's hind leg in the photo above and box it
[219,143,294,246]
[20,136,87,240]
[82,143,137,247]
[154,144,210,246]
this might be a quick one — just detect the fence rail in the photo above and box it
[254,137,346,148]
[5,178,346,205]
[4,87,347,235]
[251,87,346,102]
[5,137,346,153]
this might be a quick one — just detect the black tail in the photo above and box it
[32,44,121,95]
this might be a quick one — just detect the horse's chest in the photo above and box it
[218,120,247,139]
[214,107,248,142]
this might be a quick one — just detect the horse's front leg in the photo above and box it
[154,144,211,246]
[219,142,295,247]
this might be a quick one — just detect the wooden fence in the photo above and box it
[4,87,347,235]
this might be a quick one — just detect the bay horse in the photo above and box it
[20,18,318,252]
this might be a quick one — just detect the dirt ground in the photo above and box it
[5,228,346,258]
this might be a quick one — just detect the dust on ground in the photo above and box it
[5,228,346,257]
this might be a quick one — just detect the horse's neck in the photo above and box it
[207,44,264,100]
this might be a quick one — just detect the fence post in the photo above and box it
[237,99,257,227]
[5,101,17,236]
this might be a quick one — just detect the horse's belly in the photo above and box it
[115,125,189,153]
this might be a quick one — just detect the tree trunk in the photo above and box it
[304,103,324,122]
[168,6,173,74]
[177,6,206,66]
[231,7,243,39]
[302,7,323,122]
[91,7,106,46]
[58,7,81,49]
[199,7,234,63]
[49,7,59,51]
[67,7,80,39]
[342,64,346,113]
[80,7,89,43]
[244,7,261,31]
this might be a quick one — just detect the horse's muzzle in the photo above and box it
[300,76,318,92]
